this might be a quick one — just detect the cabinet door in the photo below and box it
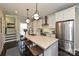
[37,19,42,28]
[48,14,56,28]
[63,6,75,20]
[55,10,64,22]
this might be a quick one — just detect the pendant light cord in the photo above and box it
[36,3,37,12]
[26,9,29,18]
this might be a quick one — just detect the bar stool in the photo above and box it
[29,45,43,56]
[24,38,33,48]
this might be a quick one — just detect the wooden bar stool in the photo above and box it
[29,45,43,56]
[24,38,33,48]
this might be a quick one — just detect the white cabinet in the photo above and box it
[45,6,75,29]
[48,14,56,28]
[55,10,64,21]
[63,6,75,20]
[55,6,75,21]
[37,19,42,28]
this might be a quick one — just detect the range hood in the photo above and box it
[42,16,49,26]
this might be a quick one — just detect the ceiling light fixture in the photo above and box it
[33,3,40,20]
[15,10,18,14]
[26,9,30,23]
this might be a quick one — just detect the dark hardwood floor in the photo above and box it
[1,40,33,56]
[58,48,74,56]
[1,41,18,56]
[1,40,79,56]
[75,51,79,56]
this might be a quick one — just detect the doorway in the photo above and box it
[20,23,27,36]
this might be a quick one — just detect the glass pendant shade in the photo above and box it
[26,18,30,23]
[33,3,40,20]
[34,13,39,20]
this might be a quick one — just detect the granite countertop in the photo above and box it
[26,35,58,50]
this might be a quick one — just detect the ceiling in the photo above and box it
[0,3,76,19]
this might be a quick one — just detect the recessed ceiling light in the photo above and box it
[15,10,18,14]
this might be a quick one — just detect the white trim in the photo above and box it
[75,48,79,51]
[5,14,16,18]
[4,39,18,43]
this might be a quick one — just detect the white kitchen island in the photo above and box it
[26,35,58,56]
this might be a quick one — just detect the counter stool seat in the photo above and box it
[29,45,43,56]
[24,38,33,47]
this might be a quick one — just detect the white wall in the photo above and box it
[0,8,5,54]
[48,13,56,28]
[75,5,79,51]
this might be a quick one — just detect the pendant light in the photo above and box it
[26,9,30,23]
[33,3,40,20]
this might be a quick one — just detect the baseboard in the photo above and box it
[75,48,79,51]
[59,48,74,56]
[4,39,18,43]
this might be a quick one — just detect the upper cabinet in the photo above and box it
[55,10,64,21]
[37,19,42,28]
[48,14,56,28]
[63,6,75,20]
[47,6,75,28]
[55,6,75,21]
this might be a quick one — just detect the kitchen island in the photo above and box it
[26,35,58,56]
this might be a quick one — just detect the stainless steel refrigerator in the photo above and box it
[56,20,75,55]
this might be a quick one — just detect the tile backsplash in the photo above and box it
[42,27,55,34]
